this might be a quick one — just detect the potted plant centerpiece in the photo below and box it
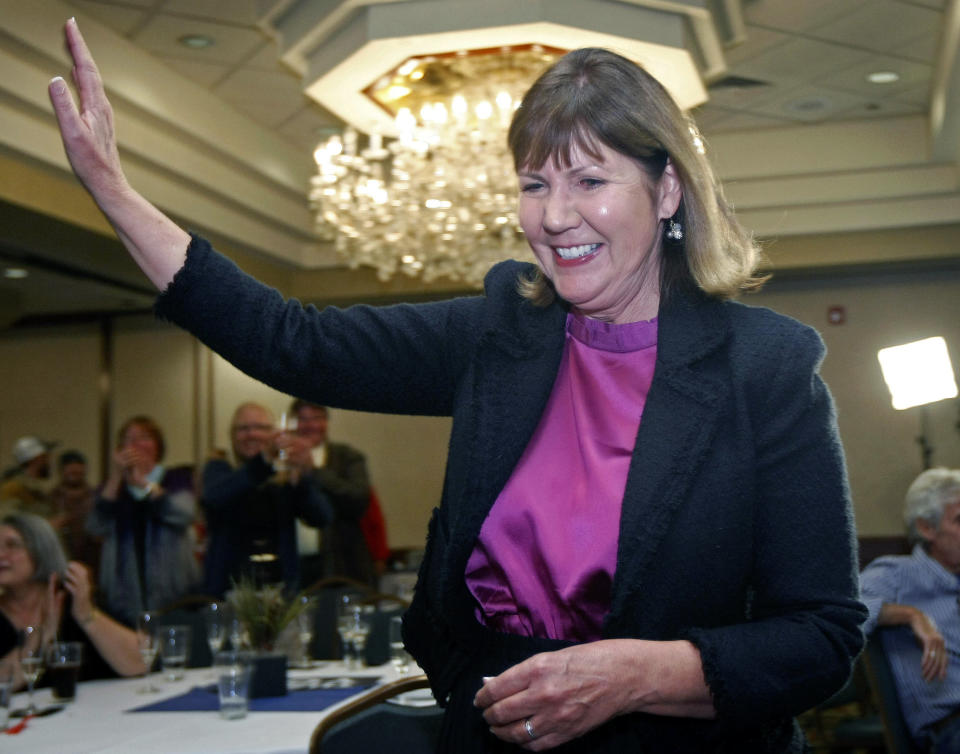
[226,578,307,697]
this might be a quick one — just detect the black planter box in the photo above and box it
[250,653,287,698]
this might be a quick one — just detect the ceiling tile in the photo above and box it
[704,111,792,133]
[734,37,871,87]
[160,0,264,25]
[68,0,148,36]
[276,104,345,153]
[744,83,874,123]
[808,0,941,55]
[158,57,234,88]
[723,27,790,66]
[214,67,307,127]
[892,29,941,64]
[741,0,869,33]
[132,14,265,65]
[810,54,932,99]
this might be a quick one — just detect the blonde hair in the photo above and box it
[508,48,765,305]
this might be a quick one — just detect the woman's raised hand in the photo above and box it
[48,18,128,209]
[47,18,190,290]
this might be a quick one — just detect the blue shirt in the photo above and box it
[861,544,960,742]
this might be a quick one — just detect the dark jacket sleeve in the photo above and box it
[685,318,866,724]
[155,234,481,417]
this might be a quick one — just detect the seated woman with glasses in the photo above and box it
[0,512,145,689]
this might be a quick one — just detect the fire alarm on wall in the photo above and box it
[827,305,846,325]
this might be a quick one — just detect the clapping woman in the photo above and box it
[49,20,865,753]
[87,416,199,626]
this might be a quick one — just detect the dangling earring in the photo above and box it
[665,217,683,242]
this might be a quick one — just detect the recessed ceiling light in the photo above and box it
[178,34,214,49]
[787,97,829,113]
[3,267,28,279]
[867,71,899,84]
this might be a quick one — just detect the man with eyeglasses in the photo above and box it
[861,467,960,753]
[200,402,332,597]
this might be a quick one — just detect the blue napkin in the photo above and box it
[129,677,381,713]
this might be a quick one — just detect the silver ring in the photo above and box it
[524,718,537,740]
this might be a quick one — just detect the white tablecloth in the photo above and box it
[6,662,395,754]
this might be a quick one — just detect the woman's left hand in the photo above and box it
[474,639,714,750]
[474,640,644,750]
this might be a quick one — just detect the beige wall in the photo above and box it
[2,266,958,547]
[749,271,960,536]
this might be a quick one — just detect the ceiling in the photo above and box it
[1,0,958,326]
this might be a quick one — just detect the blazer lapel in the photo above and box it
[607,288,732,631]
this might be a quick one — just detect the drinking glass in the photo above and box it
[293,596,315,668]
[46,641,83,702]
[389,615,411,676]
[205,602,227,656]
[160,624,191,681]
[137,611,160,693]
[0,659,14,730]
[336,595,372,669]
[214,650,253,720]
[18,625,43,716]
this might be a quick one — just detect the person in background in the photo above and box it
[0,436,58,517]
[861,468,960,752]
[0,512,144,689]
[202,402,332,597]
[87,416,198,626]
[49,450,101,569]
[51,24,866,752]
[361,488,389,579]
[291,401,374,587]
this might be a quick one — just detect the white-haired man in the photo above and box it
[861,467,960,752]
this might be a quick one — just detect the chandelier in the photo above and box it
[309,46,564,286]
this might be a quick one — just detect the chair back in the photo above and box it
[303,579,374,659]
[310,674,442,754]
[861,630,923,754]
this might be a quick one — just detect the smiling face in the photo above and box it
[0,525,35,587]
[517,139,682,323]
[919,498,960,573]
[231,404,274,461]
[295,405,328,449]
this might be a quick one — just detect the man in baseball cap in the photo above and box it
[0,435,59,515]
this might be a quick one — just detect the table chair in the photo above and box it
[309,674,442,754]
[861,630,923,754]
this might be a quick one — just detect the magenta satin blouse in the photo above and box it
[464,311,658,641]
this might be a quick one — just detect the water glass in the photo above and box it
[160,625,191,681]
[214,651,253,720]
[0,660,13,730]
[47,641,83,701]
[389,615,411,676]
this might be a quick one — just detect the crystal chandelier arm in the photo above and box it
[157,234,485,417]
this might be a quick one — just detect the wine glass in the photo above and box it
[205,602,227,656]
[18,626,43,716]
[389,615,410,676]
[274,412,298,472]
[136,611,160,693]
[294,596,315,668]
[336,594,360,668]
[337,595,372,670]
